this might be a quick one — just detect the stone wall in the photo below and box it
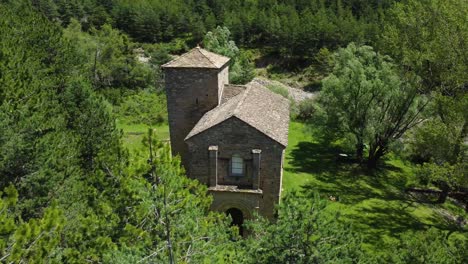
[210,190,262,219]
[164,65,228,168]
[186,117,285,218]
[217,66,229,103]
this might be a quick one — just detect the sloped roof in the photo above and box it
[185,82,290,147]
[221,84,246,104]
[162,47,230,68]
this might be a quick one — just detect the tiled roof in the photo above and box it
[221,84,246,104]
[185,82,290,147]
[162,47,230,68]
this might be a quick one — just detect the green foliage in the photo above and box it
[203,26,239,58]
[203,26,255,84]
[63,21,155,91]
[415,162,467,191]
[115,89,167,126]
[243,192,364,263]
[382,0,467,94]
[229,50,256,84]
[296,98,316,121]
[1,2,235,262]
[148,47,172,66]
[385,228,468,264]
[0,186,64,263]
[409,93,467,164]
[33,0,399,65]
[266,84,290,99]
[3,0,466,262]
[319,43,426,168]
[407,93,467,200]
[100,132,236,263]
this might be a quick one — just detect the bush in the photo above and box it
[296,97,316,121]
[266,84,289,99]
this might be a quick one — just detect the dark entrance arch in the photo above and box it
[226,208,244,236]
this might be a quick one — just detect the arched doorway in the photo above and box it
[226,208,244,236]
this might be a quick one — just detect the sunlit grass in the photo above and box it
[116,119,169,152]
[282,121,466,252]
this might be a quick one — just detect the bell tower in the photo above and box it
[162,47,230,167]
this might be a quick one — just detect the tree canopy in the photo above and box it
[318,43,427,168]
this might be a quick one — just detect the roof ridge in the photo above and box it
[232,85,251,116]
[161,47,195,67]
[197,48,218,68]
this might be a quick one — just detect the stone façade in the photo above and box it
[163,47,289,221]
[186,117,285,218]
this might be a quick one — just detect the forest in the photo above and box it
[0,0,467,263]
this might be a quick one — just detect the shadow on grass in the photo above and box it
[286,139,462,242]
[287,140,406,204]
[348,202,427,244]
[345,200,461,244]
[286,141,343,175]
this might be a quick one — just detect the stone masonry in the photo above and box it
[163,47,289,221]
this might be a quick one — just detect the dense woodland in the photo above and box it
[1,0,467,263]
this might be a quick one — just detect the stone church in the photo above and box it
[162,47,289,228]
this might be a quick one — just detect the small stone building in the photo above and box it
[162,47,289,224]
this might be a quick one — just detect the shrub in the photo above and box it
[266,84,289,99]
[296,97,316,121]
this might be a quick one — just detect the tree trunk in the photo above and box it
[356,140,364,163]
[437,182,450,203]
[367,145,385,169]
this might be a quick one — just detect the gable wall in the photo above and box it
[186,117,285,218]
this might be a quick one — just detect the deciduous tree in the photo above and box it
[319,43,427,168]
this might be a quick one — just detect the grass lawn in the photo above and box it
[283,121,467,251]
[116,119,169,153]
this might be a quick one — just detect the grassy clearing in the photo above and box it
[116,119,169,153]
[283,121,466,251]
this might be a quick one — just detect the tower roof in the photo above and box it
[162,47,230,69]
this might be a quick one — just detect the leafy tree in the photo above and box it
[409,94,467,205]
[203,26,254,84]
[32,0,397,65]
[382,0,467,94]
[384,0,468,204]
[63,20,154,91]
[409,94,468,165]
[318,43,427,168]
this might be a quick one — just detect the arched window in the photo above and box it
[231,154,244,176]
